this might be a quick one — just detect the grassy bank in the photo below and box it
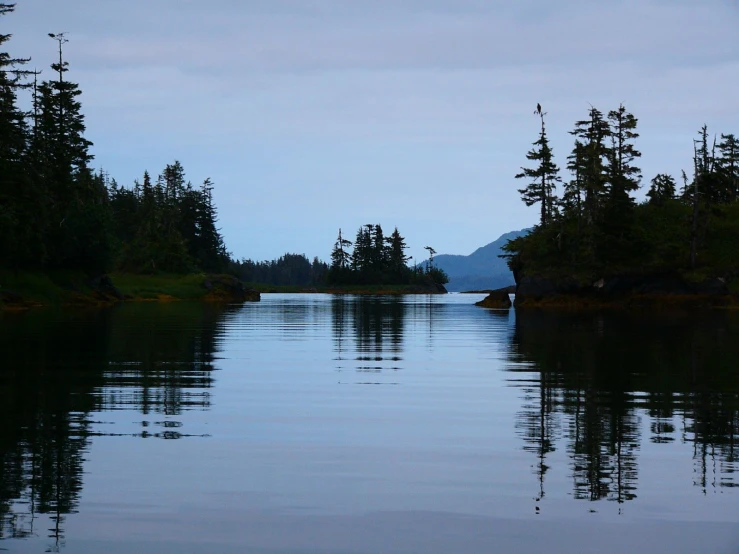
[0,271,259,309]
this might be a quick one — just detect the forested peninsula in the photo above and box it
[502,106,739,308]
[0,5,260,307]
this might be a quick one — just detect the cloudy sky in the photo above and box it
[8,0,739,262]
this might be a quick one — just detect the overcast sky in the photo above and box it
[8,0,739,262]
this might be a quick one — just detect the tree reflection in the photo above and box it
[331,296,408,381]
[0,303,233,547]
[508,309,739,503]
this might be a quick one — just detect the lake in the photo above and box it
[1,294,738,553]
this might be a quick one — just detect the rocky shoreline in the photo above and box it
[473,274,739,310]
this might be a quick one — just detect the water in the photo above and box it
[1,294,738,553]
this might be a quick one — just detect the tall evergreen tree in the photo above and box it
[371,223,386,270]
[569,107,610,226]
[330,228,352,270]
[606,104,641,205]
[515,111,561,227]
[0,3,41,268]
[716,133,739,203]
[386,227,409,276]
[35,34,111,269]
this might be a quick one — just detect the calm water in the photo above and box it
[1,294,738,553]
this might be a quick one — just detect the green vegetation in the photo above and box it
[229,253,328,288]
[326,224,449,288]
[0,270,256,307]
[504,104,739,289]
[0,6,229,281]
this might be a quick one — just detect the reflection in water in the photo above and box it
[331,296,450,383]
[2,296,739,552]
[508,309,739,504]
[0,303,233,548]
[333,296,407,379]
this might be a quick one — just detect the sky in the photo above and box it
[7,0,739,262]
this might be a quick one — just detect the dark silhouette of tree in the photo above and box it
[515,111,561,227]
[646,174,676,205]
[330,228,352,270]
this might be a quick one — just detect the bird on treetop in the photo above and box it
[535,103,542,115]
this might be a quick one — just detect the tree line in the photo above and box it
[505,103,739,278]
[0,4,228,274]
[328,224,448,286]
[229,253,328,287]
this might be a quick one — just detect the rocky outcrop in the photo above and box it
[514,273,737,308]
[89,274,127,301]
[475,287,513,309]
[203,275,260,302]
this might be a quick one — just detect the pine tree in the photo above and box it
[515,112,561,227]
[569,107,610,226]
[352,225,373,274]
[371,223,386,270]
[35,34,110,269]
[606,105,641,205]
[0,3,42,268]
[386,227,409,277]
[646,174,676,205]
[330,228,352,269]
[716,133,739,203]
[195,177,227,271]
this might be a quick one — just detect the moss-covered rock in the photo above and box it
[475,288,513,309]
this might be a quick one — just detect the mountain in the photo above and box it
[426,229,530,292]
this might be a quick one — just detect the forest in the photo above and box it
[0,4,228,275]
[504,105,739,286]
[325,224,449,286]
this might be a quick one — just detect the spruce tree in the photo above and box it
[716,133,739,203]
[35,34,111,269]
[569,107,610,226]
[606,105,641,205]
[646,174,676,206]
[0,3,41,268]
[330,228,352,269]
[515,111,561,227]
[386,227,409,277]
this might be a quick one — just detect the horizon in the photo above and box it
[8,0,739,262]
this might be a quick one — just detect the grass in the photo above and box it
[0,271,254,309]
[110,272,209,300]
[0,270,97,307]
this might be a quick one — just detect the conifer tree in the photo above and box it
[0,4,45,268]
[386,227,409,276]
[606,105,641,205]
[515,111,561,227]
[716,133,739,203]
[372,224,386,270]
[330,228,352,269]
[569,107,610,225]
[35,34,111,269]
[646,174,676,205]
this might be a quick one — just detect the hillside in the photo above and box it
[424,230,530,292]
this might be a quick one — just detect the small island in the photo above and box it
[495,105,738,309]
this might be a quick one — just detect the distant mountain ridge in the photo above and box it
[426,229,530,292]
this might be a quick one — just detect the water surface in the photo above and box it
[1,295,738,553]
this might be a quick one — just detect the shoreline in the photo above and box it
[0,271,260,310]
[0,272,449,310]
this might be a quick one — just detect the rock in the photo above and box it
[475,288,512,309]
[514,271,736,308]
[89,274,125,301]
[204,275,260,302]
